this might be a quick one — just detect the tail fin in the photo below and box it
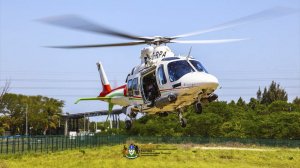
[97,62,112,97]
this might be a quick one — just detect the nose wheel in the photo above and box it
[125,120,132,130]
[124,106,139,130]
[195,102,202,114]
[178,111,187,128]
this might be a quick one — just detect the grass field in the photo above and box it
[0,144,299,168]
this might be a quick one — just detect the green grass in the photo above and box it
[0,144,299,168]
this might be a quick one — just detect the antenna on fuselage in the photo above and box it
[187,46,192,58]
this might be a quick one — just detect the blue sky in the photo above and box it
[0,0,299,119]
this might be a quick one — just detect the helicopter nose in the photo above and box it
[180,72,219,90]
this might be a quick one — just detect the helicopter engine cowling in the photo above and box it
[140,46,154,64]
[155,93,177,109]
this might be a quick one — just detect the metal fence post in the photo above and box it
[35,137,37,153]
[41,137,43,153]
[21,137,24,153]
[11,137,14,154]
[70,136,73,150]
[46,136,48,153]
[56,136,58,151]
[6,137,9,154]
[0,137,2,154]
[65,136,69,149]
[61,136,63,150]
[28,136,30,152]
[51,136,53,152]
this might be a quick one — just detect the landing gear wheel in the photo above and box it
[195,103,202,114]
[180,118,187,128]
[178,110,187,128]
[125,120,132,130]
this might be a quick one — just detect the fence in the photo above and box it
[0,135,299,154]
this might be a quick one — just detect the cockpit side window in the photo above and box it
[127,79,133,96]
[189,60,208,73]
[131,67,135,75]
[125,74,130,83]
[168,60,194,82]
[157,64,167,85]
[132,77,139,95]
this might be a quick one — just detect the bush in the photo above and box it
[268,101,295,113]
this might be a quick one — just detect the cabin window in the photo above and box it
[168,60,194,82]
[125,74,130,82]
[131,67,135,75]
[142,71,160,102]
[132,77,139,95]
[157,64,167,85]
[127,79,133,96]
[189,60,208,73]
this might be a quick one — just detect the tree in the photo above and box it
[268,101,295,113]
[248,98,258,110]
[0,80,11,134]
[260,81,288,105]
[0,80,10,105]
[0,93,64,135]
[220,120,246,138]
[293,97,300,106]
[236,97,246,107]
[261,87,268,104]
[205,101,232,121]
[291,97,300,111]
[256,87,262,102]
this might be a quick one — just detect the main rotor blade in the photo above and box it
[39,15,152,41]
[171,38,248,44]
[172,6,299,39]
[46,41,147,49]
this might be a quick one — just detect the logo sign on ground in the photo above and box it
[122,144,177,159]
[123,144,140,159]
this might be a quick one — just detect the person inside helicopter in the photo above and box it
[147,80,156,107]
[143,73,160,107]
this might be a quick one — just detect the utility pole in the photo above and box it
[109,115,112,129]
[87,117,90,133]
[25,104,28,136]
[95,122,97,132]
[83,114,86,133]
[64,113,69,136]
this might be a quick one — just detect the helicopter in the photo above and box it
[42,7,298,129]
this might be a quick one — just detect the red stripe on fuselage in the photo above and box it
[99,84,112,97]
[99,84,126,97]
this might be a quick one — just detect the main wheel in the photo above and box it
[125,120,132,130]
[195,103,202,114]
[180,118,187,128]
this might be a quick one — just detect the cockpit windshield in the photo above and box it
[168,60,194,82]
[189,60,208,73]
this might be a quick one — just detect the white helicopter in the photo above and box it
[42,7,298,129]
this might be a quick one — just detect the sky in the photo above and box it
[0,0,300,121]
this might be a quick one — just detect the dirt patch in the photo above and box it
[196,146,275,151]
